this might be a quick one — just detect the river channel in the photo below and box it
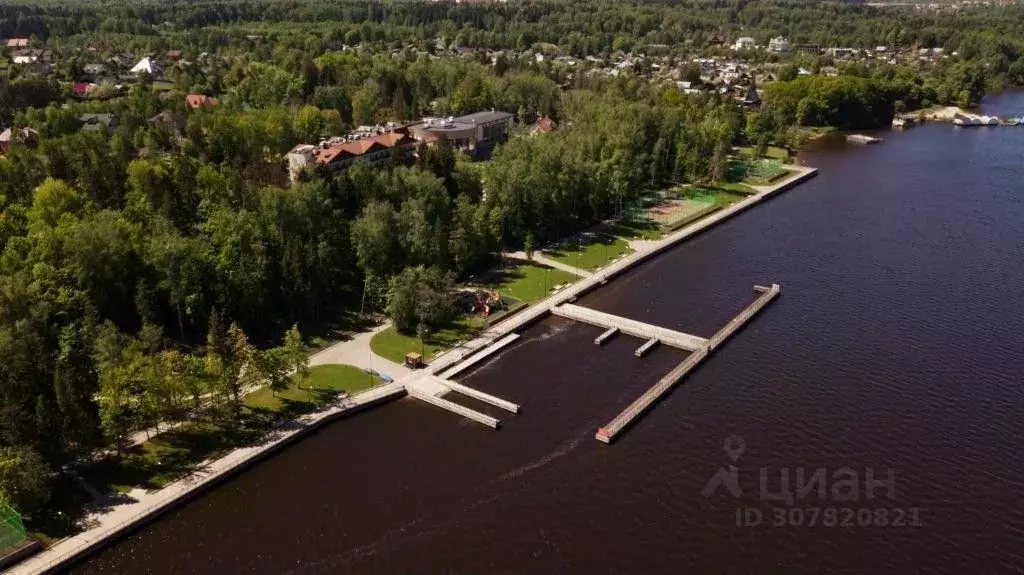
[70,92,1024,574]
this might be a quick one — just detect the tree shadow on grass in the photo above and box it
[476,264,529,288]
[24,474,93,541]
[608,218,662,240]
[301,310,378,346]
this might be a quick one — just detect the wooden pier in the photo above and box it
[407,387,500,428]
[595,284,780,444]
[634,338,659,357]
[594,327,619,345]
[552,303,708,351]
[430,375,520,413]
[438,333,521,379]
[404,371,519,426]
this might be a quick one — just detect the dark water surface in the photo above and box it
[71,94,1024,574]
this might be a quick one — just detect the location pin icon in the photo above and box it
[723,435,746,462]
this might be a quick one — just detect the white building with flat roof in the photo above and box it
[768,37,791,53]
[732,37,756,51]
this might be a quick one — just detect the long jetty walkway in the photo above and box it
[595,284,780,444]
[551,303,708,351]
[438,333,520,379]
[403,371,520,427]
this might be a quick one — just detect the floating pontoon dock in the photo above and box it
[594,284,780,443]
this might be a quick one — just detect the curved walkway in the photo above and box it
[309,322,411,380]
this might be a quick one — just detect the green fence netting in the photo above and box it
[0,503,28,550]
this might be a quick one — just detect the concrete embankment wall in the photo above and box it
[18,384,406,575]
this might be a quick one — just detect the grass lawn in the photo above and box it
[608,217,664,241]
[737,145,790,161]
[244,364,381,411]
[543,234,633,270]
[80,365,383,495]
[372,259,583,365]
[485,261,579,303]
[685,186,748,206]
[371,310,515,365]
[715,180,758,194]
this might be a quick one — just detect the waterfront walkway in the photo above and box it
[551,303,708,351]
[12,165,816,574]
[8,383,406,575]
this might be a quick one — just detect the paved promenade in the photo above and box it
[308,322,410,380]
[9,383,405,575]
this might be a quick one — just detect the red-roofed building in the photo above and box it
[6,38,29,49]
[185,94,217,109]
[286,131,416,181]
[72,82,95,97]
[166,50,182,61]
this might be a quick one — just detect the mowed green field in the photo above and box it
[544,235,633,270]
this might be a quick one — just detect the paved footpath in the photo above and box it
[506,251,592,277]
[309,322,411,380]
[8,383,405,575]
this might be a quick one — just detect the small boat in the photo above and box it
[846,134,883,144]
[892,118,906,128]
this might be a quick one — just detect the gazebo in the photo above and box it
[404,352,424,369]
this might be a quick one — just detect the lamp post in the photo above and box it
[417,322,429,362]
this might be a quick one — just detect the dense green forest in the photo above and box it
[2,0,1024,522]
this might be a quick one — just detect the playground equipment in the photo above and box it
[474,289,502,317]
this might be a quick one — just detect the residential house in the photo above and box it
[185,94,217,109]
[732,37,756,51]
[148,110,186,135]
[83,63,108,77]
[72,82,96,97]
[109,53,135,69]
[707,33,726,47]
[166,50,182,61]
[5,38,29,49]
[79,113,116,133]
[677,80,701,94]
[130,57,161,76]
[793,43,822,54]
[0,127,38,153]
[827,47,857,58]
[768,37,791,53]
[11,49,51,65]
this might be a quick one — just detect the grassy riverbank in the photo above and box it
[79,365,383,496]
[544,235,633,270]
[370,260,579,365]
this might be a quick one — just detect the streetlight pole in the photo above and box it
[576,235,581,271]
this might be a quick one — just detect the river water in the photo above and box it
[70,93,1024,574]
